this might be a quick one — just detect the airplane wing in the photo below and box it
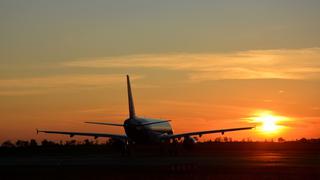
[165,127,254,139]
[36,129,127,140]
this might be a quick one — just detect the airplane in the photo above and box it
[37,75,253,150]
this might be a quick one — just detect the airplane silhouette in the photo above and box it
[37,75,253,146]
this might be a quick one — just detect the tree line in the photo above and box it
[1,137,320,148]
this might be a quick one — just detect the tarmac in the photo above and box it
[0,148,319,180]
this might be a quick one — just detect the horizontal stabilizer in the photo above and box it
[138,120,171,126]
[84,122,124,126]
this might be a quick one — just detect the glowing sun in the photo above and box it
[256,114,279,132]
[249,111,288,134]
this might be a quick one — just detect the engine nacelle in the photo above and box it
[183,136,197,149]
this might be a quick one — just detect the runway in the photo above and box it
[1,148,319,180]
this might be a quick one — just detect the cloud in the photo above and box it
[63,48,320,81]
[0,74,139,96]
[159,100,249,111]
[0,74,123,88]
[2,48,320,96]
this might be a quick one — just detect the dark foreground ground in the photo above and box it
[0,142,319,180]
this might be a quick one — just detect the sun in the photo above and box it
[256,114,279,132]
[249,111,287,134]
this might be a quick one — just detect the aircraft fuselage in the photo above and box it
[124,117,173,144]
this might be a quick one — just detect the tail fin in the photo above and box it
[127,75,136,119]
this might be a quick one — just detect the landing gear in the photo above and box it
[121,142,131,156]
[159,139,179,156]
[110,139,132,156]
[168,139,179,156]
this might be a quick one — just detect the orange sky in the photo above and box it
[0,1,320,143]
[1,50,319,142]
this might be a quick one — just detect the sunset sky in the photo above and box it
[1,0,320,142]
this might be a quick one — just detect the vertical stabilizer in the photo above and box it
[126,75,136,119]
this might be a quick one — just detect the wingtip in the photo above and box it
[84,121,97,124]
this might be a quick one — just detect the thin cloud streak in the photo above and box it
[63,48,320,81]
[0,75,121,88]
[0,74,140,96]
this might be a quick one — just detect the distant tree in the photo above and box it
[41,139,57,147]
[84,139,94,146]
[1,140,15,148]
[278,137,285,143]
[299,138,307,143]
[41,139,48,146]
[30,139,38,147]
[15,140,29,148]
[214,137,221,142]
[66,140,77,146]
[223,137,229,142]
